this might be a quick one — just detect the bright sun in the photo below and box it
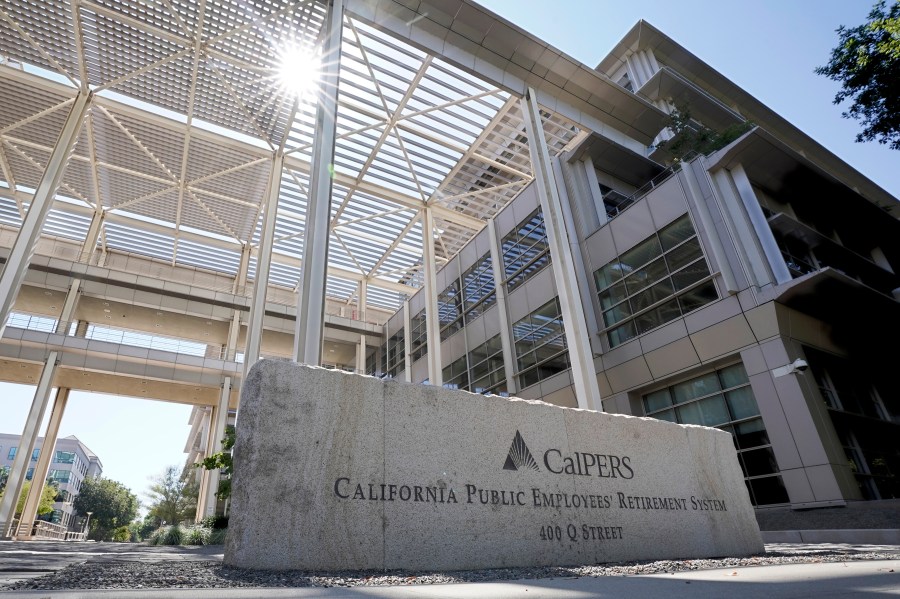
[277,43,321,98]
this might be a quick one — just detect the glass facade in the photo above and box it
[512,298,569,389]
[501,209,551,292]
[595,215,717,347]
[805,347,899,500]
[409,310,426,361]
[385,330,405,378]
[437,279,463,341]
[54,451,76,464]
[643,363,789,506]
[441,334,507,395]
[461,253,496,321]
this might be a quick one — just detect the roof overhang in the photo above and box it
[599,20,899,218]
[566,131,664,188]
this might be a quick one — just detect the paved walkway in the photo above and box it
[0,541,898,598]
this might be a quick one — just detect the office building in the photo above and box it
[0,1,896,536]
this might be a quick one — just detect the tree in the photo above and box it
[195,425,235,501]
[73,477,139,541]
[146,465,198,525]
[816,1,900,149]
[0,480,58,518]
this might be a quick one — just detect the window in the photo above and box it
[595,215,717,347]
[643,363,789,506]
[55,451,76,464]
[7,447,16,460]
[437,280,463,341]
[468,334,507,394]
[385,330,405,378]
[31,448,40,461]
[806,347,899,500]
[461,253,496,321]
[512,298,570,389]
[442,356,469,390]
[25,467,34,480]
[47,469,72,483]
[501,209,551,292]
[409,310,427,362]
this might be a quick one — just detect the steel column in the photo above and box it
[421,207,442,385]
[403,299,412,383]
[243,153,284,379]
[203,376,231,518]
[355,280,367,372]
[17,388,70,537]
[486,217,518,394]
[293,0,344,365]
[0,351,59,537]
[521,90,602,411]
[0,92,90,339]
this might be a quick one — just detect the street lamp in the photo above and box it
[83,511,93,537]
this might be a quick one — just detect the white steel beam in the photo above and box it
[403,298,412,383]
[487,217,518,394]
[0,91,90,340]
[0,351,59,538]
[521,90,602,412]
[355,280,366,372]
[17,387,69,538]
[421,207,442,385]
[202,376,231,519]
[293,0,344,366]
[243,153,284,378]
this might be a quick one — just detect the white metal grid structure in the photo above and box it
[0,0,584,315]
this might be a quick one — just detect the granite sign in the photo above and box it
[225,361,763,571]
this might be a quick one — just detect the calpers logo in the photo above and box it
[502,430,539,472]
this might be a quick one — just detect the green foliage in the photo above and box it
[146,465,198,525]
[161,524,183,545]
[185,526,208,545]
[194,425,235,500]
[654,106,754,163]
[73,477,139,541]
[200,514,229,529]
[112,525,131,542]
[207,528,228,545]
[0,480,59,518]
[816,1,900,149]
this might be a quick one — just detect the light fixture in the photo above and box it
[772,359,809,378]
[276,42,321,99]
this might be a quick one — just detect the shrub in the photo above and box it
[147,527,165,546]
[207,528,228,545]
[185,526,208,545]
[161,524,183,546]
[200,515,229,529]
[112,526,131,542]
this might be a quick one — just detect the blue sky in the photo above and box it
[2,0,897,511]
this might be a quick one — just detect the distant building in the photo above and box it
[0,434,102,529]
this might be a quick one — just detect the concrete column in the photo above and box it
[0,351,59,537]
[486,217,518,393]
[553,158,602,353]
[293,0,344,366]
[521,90,602,411]
[730,165,792,285]
[421,207,442,385]
[0,92,90,339]
[17,388,70,537]
[403,299,412,383]
[243,153,284,380]
[194,408,212,522]
[679,160,739,293]
[203,377,231,518]
[710,166,778,289]
[581,157,609,227]
[355,281,367,373]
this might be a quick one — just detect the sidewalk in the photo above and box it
[1,541,898,598]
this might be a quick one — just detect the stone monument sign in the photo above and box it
[225,360,763,571]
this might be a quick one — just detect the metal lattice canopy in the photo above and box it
[0,0,585,313]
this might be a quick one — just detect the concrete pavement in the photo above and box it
[0,541,898,598]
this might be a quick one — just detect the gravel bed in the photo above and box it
[3,548,898,591]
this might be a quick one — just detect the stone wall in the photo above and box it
[225,360,763,571]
